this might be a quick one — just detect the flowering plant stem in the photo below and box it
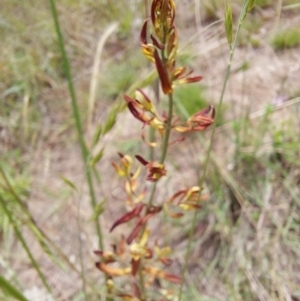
[178,1,253,300]
[96,1,216,299]
[140,44,173,298]
[146,92,173,213]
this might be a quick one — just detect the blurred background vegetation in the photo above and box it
[1,0,300,300]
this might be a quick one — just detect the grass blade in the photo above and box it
[48,0,104,251]
[0,274,29,301]
[0,194,52,294]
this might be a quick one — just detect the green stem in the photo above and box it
[148,80,160,161]
[134,6,178,298]
[138,260,146,298]
[140,86,173,301]
[0,194,52,294]
[159,93,174,164]
[178,1,251,300]
[145,92,173,212]
[49,2,107,300]
[140,34,174,300]
[48,0,104,250]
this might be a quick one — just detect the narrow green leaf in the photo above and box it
[0,194,52,293]
[61,176,78,191]
[103,110,117,135]
[92,124,103,147]
[247,0,256,13]
[49,0,104,253]
[225,4,233,47]
[0,274,29,301]
[90,148,105,167]
[89,199,106,220]
[283,4,300,10]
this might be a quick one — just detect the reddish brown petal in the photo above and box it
[110,203,144,232]
[140,19,149,45]
[177,75,203,84]
[142,132,157,147]
[154,49,172,94]
[127,214,153,244]
[160,257,173,266]
[173,67,186,80]
[151,0,159,26]
[167,26,178,58]
[167,190,186,204]
[124,94,134,103]
[117,294,139,301]
[127,102,143,121]
[169,136,185,145]
[151,34,164,50]
[118,235,126,256]
[141,44,155,62]
[162,272,181,284]
[118,152,125,158]
[169,1,176,25]
[95,262,131,276]
[136,89,151,104]
[147,205,162,215]
[174,125,192,133]
[111,244,117,253]
[185,105,215,131]
[94,250,103,256]
[132,283,141,298]
[145,248,153,259]
[94,250,116,263]
[131,258,140,276]
[135,155,149,166]
[146,162,167,182]
[196,105,215,118]
[164,203,184,218]
[144,266,181,284]
[165,210,184,219]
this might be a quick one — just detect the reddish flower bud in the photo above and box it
[136,155,167,182]
[110,203,145,232]
[151,0,176,40]
[175,105,215,133]
[154,49,172,94]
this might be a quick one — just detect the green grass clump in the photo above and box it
[271,27,300,50]
[174,85,208,116]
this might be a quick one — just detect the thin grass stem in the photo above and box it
[0,194,52,294]
[0,274,29,301]
[48,0,104,251]
[178,1,252,300]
